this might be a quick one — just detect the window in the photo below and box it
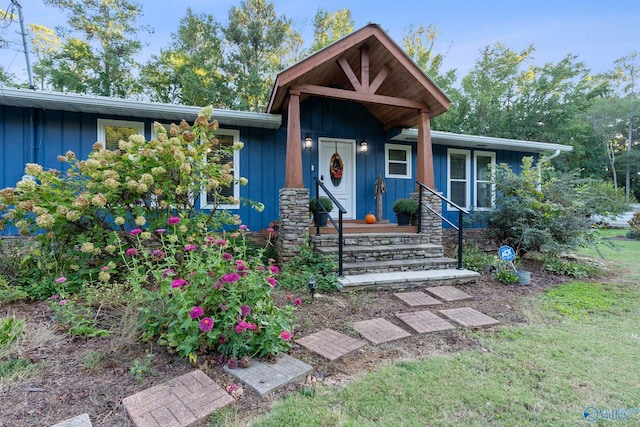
[474,152,496,210]
[447,149,470,210]
[200,129,240,210]
[385,144,412,179]
[97,119,144,151]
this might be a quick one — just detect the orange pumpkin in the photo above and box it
[365,213,377,224]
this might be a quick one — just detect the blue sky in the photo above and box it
[2,0,639,84]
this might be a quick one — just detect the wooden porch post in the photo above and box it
[416,110,434,190]
[284,90,304,188]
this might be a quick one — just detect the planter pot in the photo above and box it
[395,212,411,226]
[313,212,329,227]
[516,270,531,286]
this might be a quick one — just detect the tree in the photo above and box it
[309,7,354,52]
[613,51,640,97]
[140,9,229,106]
[221,0,297,111]
[41,0,148,97]
[29,24,60,90]
[401,24,458,131]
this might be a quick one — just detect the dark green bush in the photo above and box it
[309,196,333,213]
[278,240,338,293]
[392,198,418,214]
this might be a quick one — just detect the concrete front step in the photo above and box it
[337,269,480,292]
[342,256,458,275]
[311,232,435,248]
[316,243,443,263]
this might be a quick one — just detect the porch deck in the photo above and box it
[309,219,417,235]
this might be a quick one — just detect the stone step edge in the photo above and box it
[316,243,443,253]
[337,269,480,292]
[342,257,457,270]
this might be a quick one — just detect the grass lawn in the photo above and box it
[240,232,640,427]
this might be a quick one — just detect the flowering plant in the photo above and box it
[119,217,297,363]
[0,107,254,293]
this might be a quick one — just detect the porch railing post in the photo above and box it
[314,180,320,236]
[338,210,344,277]
[417,185,423,234]
[457,209,464,270]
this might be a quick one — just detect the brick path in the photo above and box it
[295,328,366,360]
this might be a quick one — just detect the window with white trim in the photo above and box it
[97,119,144,151]
[474,151,496,210]
[200,129,240,210]
[447,148,470,210]
[385,144,412,179]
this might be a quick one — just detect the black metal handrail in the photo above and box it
[313,177,347,276]
[416,181,470,270]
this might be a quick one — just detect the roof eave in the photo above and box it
[0,88,283,129]
[392,128,573,153]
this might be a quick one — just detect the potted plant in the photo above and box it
[309,196,333,227]
[392,198,418,226]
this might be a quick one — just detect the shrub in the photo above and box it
[625,229,640,240]
[309,196,333,213]
[278,240,338,293]
[459,245,494,273]
[392,198,418,214]
[483,157,601,255]
[541,255,598,278]
[0,107,257,292]
[628,211,640,231]
[492,259,518,284]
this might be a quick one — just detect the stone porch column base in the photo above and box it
[411,191,443,246]
[277,188,310,263]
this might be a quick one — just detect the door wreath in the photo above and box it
[330,152,343,186]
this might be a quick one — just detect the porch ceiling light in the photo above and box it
[304,134,313,151]
[359,139,368,154]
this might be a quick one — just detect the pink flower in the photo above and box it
[55,277,67,283]
[171,279,187,288]
[205,236,216,244]
[130,228,142,235]
[59,299,68,306]
[227,383,237,393]
[222,253,233,261]
[162,268,175,278]
[227,358,238,369]
[190,306,204,319]
[266,277,276,287]
[199,317,214,332]
[266,227,274,232]
[269,265,279,274]
[125,248,138,257]
[279,330,291,341]
[294,298,302,306]
[284,294,293,300]
[155,228,166,234]
[100,266,110,271]
[152,249,165,261]
[167,216,180,225]
[239,224,247,230]
[49,294,59,300]
[184,244,196,251]
[240,304,251,317]
[247,323,257,331]
[222,273,239,283]
[256,265,264,272]
[235,321,249,334]
[216,239,227,247]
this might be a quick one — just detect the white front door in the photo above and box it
[318,138,356,219]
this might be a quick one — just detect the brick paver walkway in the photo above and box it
[396,310,455,333]
[122,370,233,427]
[425,285,473,302]
[352,318,412,344]
[296,328,366,360]
[439,307,500,328]
[394,291,442,307]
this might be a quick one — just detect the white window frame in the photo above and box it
[474,151,496,210]
[447,148,470,211]
[385,143,412,179]
[97,119,144,150]
[200,129,240,210]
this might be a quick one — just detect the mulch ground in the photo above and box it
[0,261,572,427]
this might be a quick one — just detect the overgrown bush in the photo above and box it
[540,255,599,278]
[0,107,257,290]
[481,157,623,256]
